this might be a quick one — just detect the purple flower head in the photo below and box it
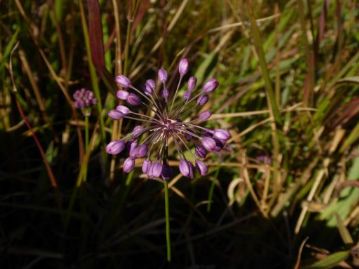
[107,58,229,178]
[116,75,131,88]
[178,58,189,76]
[116,90,129,100]
[203,78,218,93]
[158,68,168,83]
[73,88,96,109]
[106,140,126,155]
[123,157,135,173]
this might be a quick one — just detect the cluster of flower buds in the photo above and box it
[106,58,230,179]
[73,88,97,110]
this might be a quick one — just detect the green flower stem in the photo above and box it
[164,181,171,262]
[83,114,89,182]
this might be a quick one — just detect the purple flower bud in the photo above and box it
[127,93,141,106]
[187,76,197,92]
[158,68,168,83]
[123,157,135,173]
[201,137,216,151]
[129,141,138,158]
[197,95,209,106]
[178,58,189,76]
[183,90,191,101]
[161,163,173,180]
[195,160,208,176]
[203,78,218,93]
[116,90,129,100]
[142,159,151,174]
[108,110,124,120]
[132,125,145,138]
[162,88,169,101]
[195,144,207,158]
[198,110,211,122]
[145,79,155,95]
[134,144,148,158]
[106,140,126,155]
[116,105,130,115]
[179,159,194,178]
[213,138,225,152]
[149,162,162,178]
[213,129,231,142]
[116,75,131,88]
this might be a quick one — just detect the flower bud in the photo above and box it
[195,144,207,158]
[149,162,162,178]
[106,140,125,155]
[129,141,138,158]
[116,75,131,88]
[123,157,135,173]
[183,90,191,101]
[198,110,211,122]
[179,159,194,178]
[108,110,124,120]
[135,144,148,158]
[162,88,169,102]
[203,78,218,93]
[178,58,189,76]
[127,93,141,106]
[132,125,145,138]
[197,95,208,106]
[116,90,129,100]
[201,137,216,151]
[142,159,151,173]
[145,79,155,95]
[195,160,208,176]
[187,76,197,92]
[213,129,231,142]
[116,105,130,115]
[158,68,168,83]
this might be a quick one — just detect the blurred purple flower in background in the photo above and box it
[106,58,230,179]
[73,88,97,110]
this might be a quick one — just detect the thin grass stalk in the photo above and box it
[246,2,283,203]
[207,169,220,212]
[109,0,124,182]
[79,0,106,144]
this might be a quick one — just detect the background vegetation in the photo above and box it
[1,0,359,268]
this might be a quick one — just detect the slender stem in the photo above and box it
[164,181,171,262]
[83,114,89,182]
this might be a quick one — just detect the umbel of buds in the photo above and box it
[73,88,97,109]
[106,58,230,179]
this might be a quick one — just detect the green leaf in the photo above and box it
[304,251,350,269]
